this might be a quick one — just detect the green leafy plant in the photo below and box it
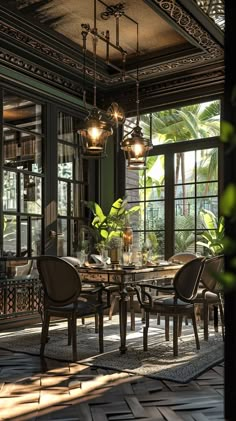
[84,197,140,250]
[197,209,224,256]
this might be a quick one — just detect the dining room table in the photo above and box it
[77,261,182,354]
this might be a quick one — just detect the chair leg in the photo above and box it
[141,308,145,323]
[213,305,219,332]
[95,314,99,333]
[157,314,161,325]
[192,311,200,350]
[40,312,50,357]
[165,316,169,341]
[143,311,149,351]
[173,316,178,357]
[71,313,77,362]
[68,317,72,345]
[203,302,209,341]
[218,296,225,340]
[98,312,104,353]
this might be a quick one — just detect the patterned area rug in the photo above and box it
[0,315,223,383]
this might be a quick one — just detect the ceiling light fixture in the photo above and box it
[78,1,152,167]
[120,25,153,169]
[78,2,113,158]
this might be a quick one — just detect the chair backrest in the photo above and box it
[201,255,224,293]
[168,252,197,264]
[173,257,205,302]
[37,256,82,307]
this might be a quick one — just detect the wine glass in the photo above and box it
[100,248,109,267]
[76,250,86,267]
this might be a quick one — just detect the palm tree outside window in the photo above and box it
[124,100,222,259]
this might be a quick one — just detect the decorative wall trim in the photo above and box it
[0,48,85,97]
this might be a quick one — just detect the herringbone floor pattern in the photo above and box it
[0,346,224,421]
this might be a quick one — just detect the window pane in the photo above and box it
[174,231,195,253]
[57,112,79,144]
[175,183,195,198]
[21,175,42,214]
[196,148,218,182]
[197,198,218,229]
[58,143,74,179]
[31,218,42,256]
[197,182,218,196]
[174,198,195,221]
[58,181,68,216]
[20,217,28,256]
[175,151,195,184]
[3,215,17,256]
[3,171,17,211]
[135,100,221,146]
[71,183,83,217]
[57,219,67,256]
[146,202,165,230]
[3,91,42,133]
[3,127,42,172]
[146,155,165,185]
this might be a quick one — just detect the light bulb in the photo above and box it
[131,142,144,158]
[88,126,102,141]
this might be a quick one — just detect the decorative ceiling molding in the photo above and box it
[0,48,87,98]
[0,0,223,87]
[153,0,223,56]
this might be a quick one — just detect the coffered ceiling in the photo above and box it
[0,0,225,112]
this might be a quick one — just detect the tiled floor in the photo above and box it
[0,315,224,421]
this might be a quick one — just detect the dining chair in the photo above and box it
[37,255,108,362]
[150,252,197,326]
[193,254,224,341]
[136,257,205,356]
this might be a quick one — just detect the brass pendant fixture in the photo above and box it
[78,1,153,166]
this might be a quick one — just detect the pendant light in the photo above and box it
[78,0,113,158]
[120,26,153,169]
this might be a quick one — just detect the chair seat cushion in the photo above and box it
[152,296,193,311]
[47,299,105,317]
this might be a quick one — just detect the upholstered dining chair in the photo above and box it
[136,257,205,356]
[193,254,224,341]
[37,255,108,362]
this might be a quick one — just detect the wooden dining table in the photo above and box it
[78,262,182,354]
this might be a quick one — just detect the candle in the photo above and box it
[123,226,133,250]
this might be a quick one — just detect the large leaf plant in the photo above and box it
[84,198,140,250]
[197,209,224,256]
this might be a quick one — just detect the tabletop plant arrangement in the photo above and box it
[84,197,140,264]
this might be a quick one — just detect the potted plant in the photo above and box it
[84,197,140,261]
[197,209,224,256]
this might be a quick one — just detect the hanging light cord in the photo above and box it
[82,30,87,108]
[93,0,97,108]
[136,22,140,126]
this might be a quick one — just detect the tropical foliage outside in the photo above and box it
[125,100,221,258]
